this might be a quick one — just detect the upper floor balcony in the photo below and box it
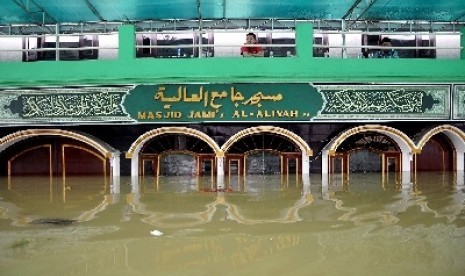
[0,20,464,87]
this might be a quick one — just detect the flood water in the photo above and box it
[0,172,464,276]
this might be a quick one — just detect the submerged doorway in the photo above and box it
[329,132,402,174]
[415,134,454,171]
[138,133,216,177]
[1,137,110,177]
[224,132,302,176]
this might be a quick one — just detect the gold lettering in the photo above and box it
[256,110,299,118]
[188,111,216,119]
[232,110,241,118]
[163,111,182,118]
[138,112,147,119]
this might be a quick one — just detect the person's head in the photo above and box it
[380,37,392,47]
[245,33,258,44]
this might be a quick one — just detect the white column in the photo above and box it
[111,153,120,177]
[322,172,329,187]
[302,174,311,193]
[216,156,225,189]
[401,151,412,172]
[130,175,139,194]
[401,171,412,190]
[216,156,224,176]
[301,151,310,175]
[110,175,120,194]
[131,156,139,178]
[456,150,465,171]
[321,150,329,174]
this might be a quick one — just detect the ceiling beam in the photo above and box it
[197,0,202,20]
[85,0,105,21]
[11,0,56,24]
[2,19,464,35]
[342,0,365,20]
[346,0,379,29]
[223,0,227,19]
[343,0,380,22]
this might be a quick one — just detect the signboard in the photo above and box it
[315,84,450,120]
[0,86,130,123]
[123,84,322,122]
[0,83,454,124]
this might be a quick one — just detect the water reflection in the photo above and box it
[0,172,464,275]
[0,176,117,226]
[128,175,313,227]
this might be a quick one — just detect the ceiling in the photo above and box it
[1,0,465,25]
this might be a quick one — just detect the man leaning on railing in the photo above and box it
[240,33,264,57]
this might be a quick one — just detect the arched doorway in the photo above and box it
[126,127,223,178]
[3,137,109,176]
[330,132,401,173]
[224,132,301,176]
[415,125,465,171]
[139,133,215,177]
[322,125,416,174]
[222,126,312,176]
[415,134,454,171]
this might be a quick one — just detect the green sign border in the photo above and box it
[0,83,456,124]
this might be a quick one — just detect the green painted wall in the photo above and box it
[0,24,464,87]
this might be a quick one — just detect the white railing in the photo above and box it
[0,29,463,61]
[0,32,119,61]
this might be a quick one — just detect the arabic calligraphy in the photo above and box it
[0,83,455,124]
[154,86,284,109]
[22,92,125,118]
[322,89,425,113]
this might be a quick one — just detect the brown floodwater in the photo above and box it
[0,172,464,276]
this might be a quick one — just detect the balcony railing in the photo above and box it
[0,23,463,62]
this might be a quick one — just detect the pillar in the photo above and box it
[401,151,412,172]
[301,151,310,175]
[111,153,121,177]
[216,156,225,189]
[131,155,139,178]
[296,23,313,59]
[118,24,136,61]
[321,149,329,174]
[461,28,465,60]
[456,150,465,171]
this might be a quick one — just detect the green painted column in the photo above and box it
[296,23,313,59]
[461,28,465,60]
[118,24,136,61]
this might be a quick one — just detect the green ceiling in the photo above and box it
[1,0,464,25]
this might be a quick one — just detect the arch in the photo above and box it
[322,125,417,173]
[125,127,222,177]
[126,127,222,158]
[221,126,312,156]
[0,129,120,176]
[416,125,465,152]
[221,126,313,175]
[415,125,465,171]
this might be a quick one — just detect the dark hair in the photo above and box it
[246,32,257,39]
[381,37,391,43]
